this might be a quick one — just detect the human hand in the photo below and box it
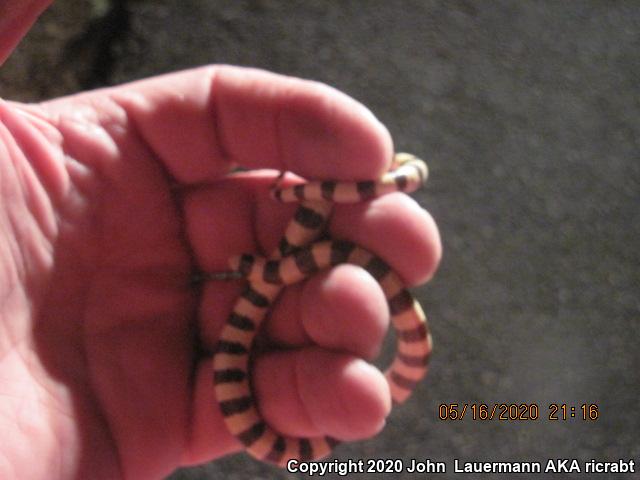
[1,61,440,480]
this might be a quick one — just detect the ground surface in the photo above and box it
[1,1,639,479]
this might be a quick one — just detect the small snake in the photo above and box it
[211,153,432,467]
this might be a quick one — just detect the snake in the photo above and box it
[211,153,432,467]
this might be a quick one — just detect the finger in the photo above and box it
[254,348,391,441]
[264,265,389,360]
[43,65,393,184]
[301,266,389,359]
[185,349,390,465]
[331,192,442,285]
[202,66,393,178]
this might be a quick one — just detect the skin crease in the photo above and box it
[0,4,442,480]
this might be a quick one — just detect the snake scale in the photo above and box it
[211,153,432,467]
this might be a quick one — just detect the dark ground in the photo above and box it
[1,1,639,479]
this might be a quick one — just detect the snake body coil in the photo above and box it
[212,153,432,467]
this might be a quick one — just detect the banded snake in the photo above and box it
[211,153,432,466]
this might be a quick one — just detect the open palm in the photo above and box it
[0,66,440,480]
